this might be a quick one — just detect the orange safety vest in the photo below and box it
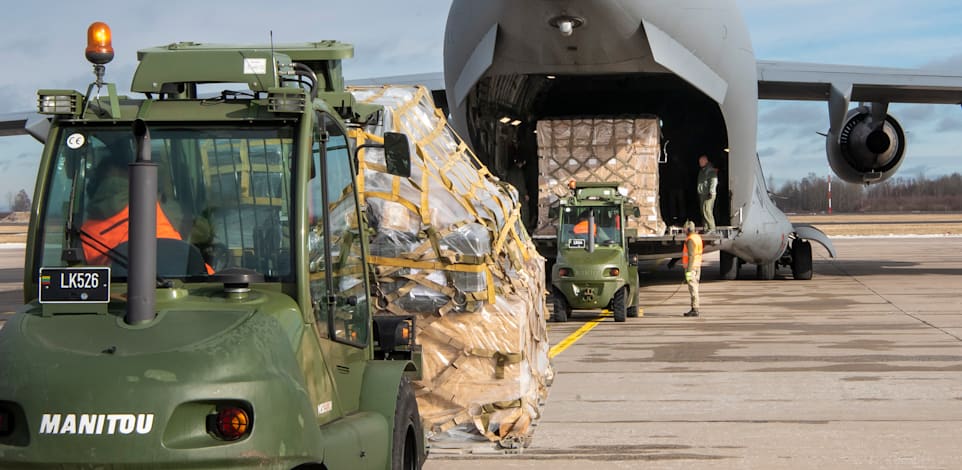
[683,232,703,269]
[80,203,184,266]
[573,220,597,236]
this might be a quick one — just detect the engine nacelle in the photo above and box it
[826,106,906,184]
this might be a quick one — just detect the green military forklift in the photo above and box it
[0,22,424,469]
[549,182,641,323]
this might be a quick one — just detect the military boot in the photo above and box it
[684,309,699,317]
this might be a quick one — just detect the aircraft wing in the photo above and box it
[348,72,447,112]
[757,60,962,104]
[347,72,445,91]
[0,111,50,142]
[0,112,33,137]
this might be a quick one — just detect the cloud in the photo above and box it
[2,0,960,193]
[894,104,938,121]
[899,164,932,177]
[919,53,962,72]
[756,146,778,158]
[936,117,962,133]
[744,0,962,67]
[758,102,825,126]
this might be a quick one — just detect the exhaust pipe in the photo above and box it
[125,119,158,325]
[587,210,595,253]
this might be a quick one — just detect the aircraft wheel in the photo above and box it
[611,287,627,322]
[552,290,571,323]
[392,376,424,470]
[719,251,739,280]
[756,261,776,281]
[791,240,813,280]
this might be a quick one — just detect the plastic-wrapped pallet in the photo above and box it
[536,118,666,237]
[348,85,552,448]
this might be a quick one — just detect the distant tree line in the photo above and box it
[771,173,962,213]
[4,189,31,212]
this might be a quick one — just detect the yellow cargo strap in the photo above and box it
[472,399,525,442]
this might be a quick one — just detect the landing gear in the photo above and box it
[791,240,813,280]
[719,251,740,280]
[756,261,776,280]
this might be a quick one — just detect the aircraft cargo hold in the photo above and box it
[348,85,552,448]
[535,118,667,238]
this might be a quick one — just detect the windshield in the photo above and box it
[37,125,295,281]
[559,205,623,248]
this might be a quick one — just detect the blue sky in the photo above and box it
[2,0,961,209]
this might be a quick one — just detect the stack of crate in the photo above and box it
[536,118,666,237]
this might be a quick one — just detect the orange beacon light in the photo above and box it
[85,22,114,65]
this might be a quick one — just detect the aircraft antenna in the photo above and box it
[270,31,276,82]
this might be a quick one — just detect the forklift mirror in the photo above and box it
[548,204,559,219]
[632,206,641,218]
[384,132,411,178]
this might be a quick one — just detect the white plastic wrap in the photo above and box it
[348,86,552,447]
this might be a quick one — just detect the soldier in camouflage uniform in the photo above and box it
[697,154,718,232]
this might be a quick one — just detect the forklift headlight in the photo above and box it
[558,267,573,277]
[37,90,84,115]
[267,88,306,114]
[607,267,621,277]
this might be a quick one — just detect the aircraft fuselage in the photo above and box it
[444,0,793,266]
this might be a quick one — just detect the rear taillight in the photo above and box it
[207,405,251,441]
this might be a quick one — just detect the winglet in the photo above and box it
[793,223,836,259]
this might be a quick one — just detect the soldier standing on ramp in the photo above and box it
[697,154,718,232]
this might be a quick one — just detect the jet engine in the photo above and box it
[826,106,906,184]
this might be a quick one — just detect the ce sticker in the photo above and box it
[66,133,86,149]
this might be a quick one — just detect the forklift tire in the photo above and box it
[791,240,813,280]
[611,287,627,322]
[552,291,571,323]
[393,377,424,470]
[627,286,640,318]
[719,251,739,280]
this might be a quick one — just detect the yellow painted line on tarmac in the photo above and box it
[548,312,610,358]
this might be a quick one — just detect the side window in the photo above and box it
[308,113,368,346]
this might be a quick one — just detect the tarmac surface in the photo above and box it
[1,238,961,469]
[425,237,962,469]
[0,244,24,321]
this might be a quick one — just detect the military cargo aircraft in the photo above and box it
[6,1,962,281]
[357,0,962,280]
